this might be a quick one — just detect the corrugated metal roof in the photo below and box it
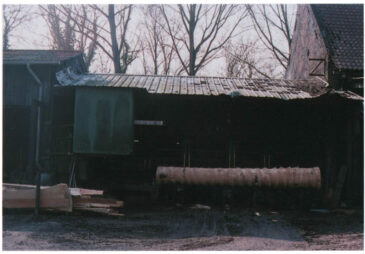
[56,68,363,101]
[3,50,83,65]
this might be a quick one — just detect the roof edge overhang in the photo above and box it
[55,68,363,101]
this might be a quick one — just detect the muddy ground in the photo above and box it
[3,206,363,250]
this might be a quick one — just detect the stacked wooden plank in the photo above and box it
[71,188,124,215]
[3,183,123,215]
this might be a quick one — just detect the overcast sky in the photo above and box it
[6,4,297,77]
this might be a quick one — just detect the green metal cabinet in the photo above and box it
[73,87,134,155]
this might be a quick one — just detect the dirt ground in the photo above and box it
[2,206,363,250]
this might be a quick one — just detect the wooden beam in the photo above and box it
[331,165,348,208]
[3,183,72,212]
[69,188,104,196]
[309,58,326,77]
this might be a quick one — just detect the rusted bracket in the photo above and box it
[309,58,326,77]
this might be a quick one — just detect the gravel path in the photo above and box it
[2,207,362,250]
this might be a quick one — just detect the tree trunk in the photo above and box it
[3,27,9,50]
[108,4,122,73]
[188,5,196,76]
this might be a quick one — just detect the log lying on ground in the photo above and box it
[156,167,321,189]
[3,183,72,212]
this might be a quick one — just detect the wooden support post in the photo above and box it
[34,85,43,216]
[228,140,236,168]
[35,170,41,215]
[188,144,191,167]
[228,142,231,168]
[183,140,191,167]
[323,135,335,207]
[345,110,354,202]
[332,165,348,208]
[233,143,236,168]
[26,105,36,182]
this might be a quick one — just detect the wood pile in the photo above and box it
[3,183,123,216]
[71,188,124,215]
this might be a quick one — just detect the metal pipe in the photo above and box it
[156,166,321,189]
[26,64,43,216]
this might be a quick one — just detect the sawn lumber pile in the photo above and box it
[3,183,123,215]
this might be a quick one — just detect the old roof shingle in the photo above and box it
[56,69,363,101]
[311,4,363,70]
[3,49,83,65]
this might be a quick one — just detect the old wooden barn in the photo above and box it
[2,4,363,208]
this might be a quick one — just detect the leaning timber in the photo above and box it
[156,167,321,189]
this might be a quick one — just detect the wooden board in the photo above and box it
[4,183,103,197]
[69,188,103,196]
[3,183,49,190]
[73,202,123,208]
[72,196,124,208]
[3,183,72,212]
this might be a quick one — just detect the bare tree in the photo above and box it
[246,4,294,71]
[3,5,33,50]
[159,4,247,76]
[139,5,175,75]
[52,4,136,74]
[41,5,75,50]
[102,4,135,73]
[224,40,277,79]
[94,50,112,73]
[39,5,98,70]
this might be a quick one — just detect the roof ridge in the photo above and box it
[87,72,319,82]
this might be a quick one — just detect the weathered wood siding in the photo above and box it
[3,64,56,183]
[3,65,37,106]
[285,5,328,81]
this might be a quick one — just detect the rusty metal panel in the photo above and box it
[156,76,167,94]
[180,77,188,95]
[187,78,195,95]
[165,76,174,94]
[199,77,210,95]
[156,167,321,189]
[193,77,203,95]
[172,77,180,94]
[148,76,159,93]
[206,77,217,95]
